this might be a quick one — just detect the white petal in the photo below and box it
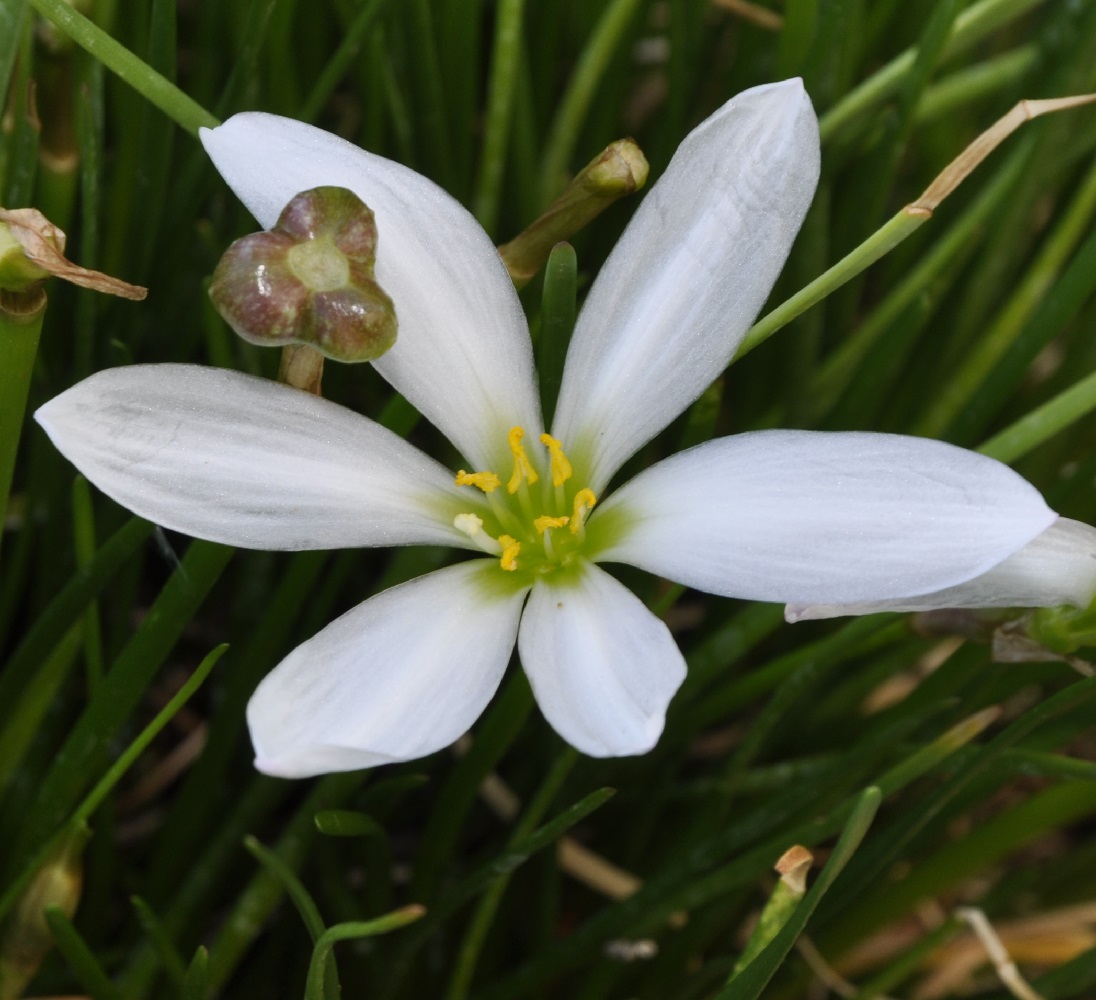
[35,364,474,551]
[518,563,685,757]
[786,517,1096,620]
[248,560,529,777]
[592,430,1056,605]
[201,113,541,470]
[551,80,819,491]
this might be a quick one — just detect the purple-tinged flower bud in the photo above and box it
[210,186,397,363]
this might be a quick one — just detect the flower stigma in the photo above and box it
[453,428,597,576]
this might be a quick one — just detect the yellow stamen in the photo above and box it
[538,433,573,486]
[507,427,540,494]
[534,514,570,534]
[498,535,521,571]
[455,469,501,493]
[569,488,597,534]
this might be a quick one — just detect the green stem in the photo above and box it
[735,211,927,361]
[0,289,44,562]
[473,0,526,234]
[806,146,1023,421]
[27,0,218,136]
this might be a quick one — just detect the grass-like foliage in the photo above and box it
[4,0,1096,997]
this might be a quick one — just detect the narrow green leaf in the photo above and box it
[0,644,227,924]
[305,908,427,1000]
[434,786,614,922]
[979,366,1096,464]
[0,0,27,109]
[0,516,152,721]
[243,836,326,942]
[313,810,384,838]
[0,293,44,561]
[718,787,882,998]
[411,670,534,898]
[0,621,82,799]
[388,786,614,996]
[300,0,392,122]
[818,0,1052,142]
[44,905,125,1000]
[446,749,578,1000]
[205,773,362,992]
[243,835,338,999]
[538,241,577,428]
[473,0,526,233]
[6,540,232,888]
[130,896,187,989]
[539,0,641,202]
[182,946,209,1000]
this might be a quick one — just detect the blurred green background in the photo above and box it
[4,0,1096,997]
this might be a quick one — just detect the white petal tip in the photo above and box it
[579,719,664,758]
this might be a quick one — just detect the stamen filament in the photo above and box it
[453,513,502,556]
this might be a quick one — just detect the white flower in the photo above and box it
[35,81,1096,778]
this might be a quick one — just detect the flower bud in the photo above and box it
[498,139,649,289]
[0,822,90,998]
[0,207,146,300]
[209,186,398,363]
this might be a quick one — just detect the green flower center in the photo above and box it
[452,427,597,581]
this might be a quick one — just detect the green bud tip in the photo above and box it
[209,186,398,363]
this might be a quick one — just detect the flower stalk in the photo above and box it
[209,186,399,394]
[498,139,648,289]
[738,91,1096,362]
[0,209,145,554]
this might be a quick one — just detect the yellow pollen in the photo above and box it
[498,535,521,571]
[455,469,501,493]
[569,488,597,534]
[534,514,570,534]
[538,433,573,486]
[507,427,540,494]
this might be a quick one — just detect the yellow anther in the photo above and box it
[569,488,597,534]
[538,433,573,486]
[534,514,570,534]
[455,469,501,493]
[498,535,521,571]
[507,427,540,494]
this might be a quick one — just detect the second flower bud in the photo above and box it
[210,186,397,362]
